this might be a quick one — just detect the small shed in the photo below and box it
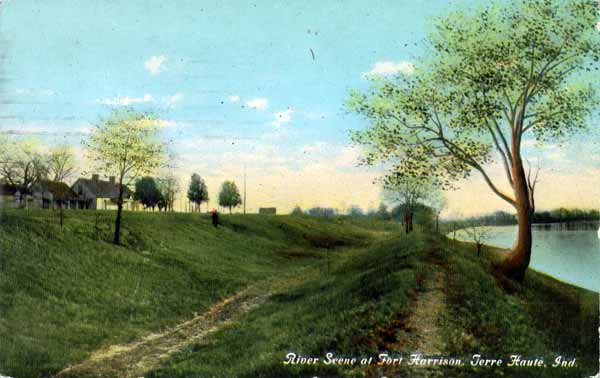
[259,207,276,215]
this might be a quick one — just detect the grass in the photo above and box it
[146,232,598,378]
[146,232,432,378]
[0,209,597,378]
[439,241,598,378]
[0,209,373,378]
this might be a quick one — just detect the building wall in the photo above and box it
[0,194,18,208]
[96,198,136,211]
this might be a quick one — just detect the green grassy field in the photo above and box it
[0,209,597,378]
[0,209,374,377]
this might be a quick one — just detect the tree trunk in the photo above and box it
[229,206,232,214]
[113,182,124,245]
[502,155,532,281]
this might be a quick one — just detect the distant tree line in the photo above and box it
[533,208,600,224]
[291,202,439,226]
[447,208,600,228]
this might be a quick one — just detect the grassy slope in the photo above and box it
[442,241,599,378]
[147,231,433,378]
[0,210,597,378]
[147,232,598,378]
[0,209,373,378]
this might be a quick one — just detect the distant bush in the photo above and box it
[306,207,338,218]
[346,205,364,217]
[390,202,436,230]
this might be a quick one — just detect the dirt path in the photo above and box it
[405,268,447,355]
[56,288,270,378]
[366,260,448,378]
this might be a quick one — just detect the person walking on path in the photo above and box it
[211,209,219,228]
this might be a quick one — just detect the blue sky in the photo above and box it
[1,0,599,214]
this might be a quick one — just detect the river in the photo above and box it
[455,222,599,292]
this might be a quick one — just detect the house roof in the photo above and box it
[0,183,17,196]
[73,178,131,199]
[38,180,78,199]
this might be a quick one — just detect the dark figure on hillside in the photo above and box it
[403,211,413,234]
[211,209,219,228]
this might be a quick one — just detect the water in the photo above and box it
[455,222,600,292]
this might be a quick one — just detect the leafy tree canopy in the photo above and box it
[218,180,242,212]
[348,0,599,207]
[86,109,166,187]
[134,176,163,209]
[187,173,209,205]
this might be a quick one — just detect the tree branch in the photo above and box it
[526,158,540,212]
[439,137,516,208]
[486,123,514,188]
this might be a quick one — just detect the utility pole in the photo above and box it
[243,164,247,214]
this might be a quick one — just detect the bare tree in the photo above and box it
[427,192,446,233]
[48,145,77,182]
[464,222,492,257]
[157,174,179,211]
[383,176,438,234]
[0,136,48,206]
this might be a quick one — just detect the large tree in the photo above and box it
[187,173,209,212]
[0,136,48,205]
[134,176,163,210]
[218,180,242,214]
[48,145,77,182]
[86,109,166,245]
[157,175,179,211]
[348,0,599,280]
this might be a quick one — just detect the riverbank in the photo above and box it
[450,223,600,292]
[0,210,597,377]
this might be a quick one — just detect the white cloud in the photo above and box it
[77,126,93,134]
[163,92,184,106]
[334,146,363,169]
[245,98,268,110]
[364,61,415,77]
[145,55,167,75]
[271,108,294,127]
[96,94,154,106]
[521,139,559,149]
[228,95,240,103]
[156,119,177,128]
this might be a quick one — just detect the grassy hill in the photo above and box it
[0,209,597,378]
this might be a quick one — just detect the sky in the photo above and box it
[0,0,599,215]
